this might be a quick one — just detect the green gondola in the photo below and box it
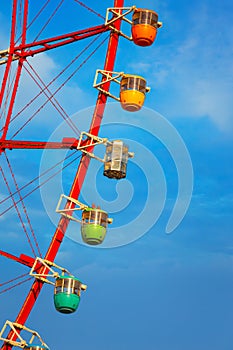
[54,275,85,314]
[81,207,110,245]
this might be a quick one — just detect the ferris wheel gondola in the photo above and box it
[131,8,162,46]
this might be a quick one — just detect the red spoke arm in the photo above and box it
[0,251,34,268]
[0,138,79,150]
[0,137,99,150]
[0,25,109,63]
[17,25,109,58]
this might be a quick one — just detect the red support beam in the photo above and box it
[0,138,79,150]
[1,2,124,349]
[0,25,110,64]
[0,137,102,150]
[17,25,110,58]
[0,251,49,272]
[0,251,34,268]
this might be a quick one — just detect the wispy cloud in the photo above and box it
[128,2,233,132]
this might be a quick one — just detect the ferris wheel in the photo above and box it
[0,1,162,349]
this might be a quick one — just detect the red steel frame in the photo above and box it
[1,0,124,348]
[1,24,109,59]
[0,138,91,150]
[0,4,110,146]
[0,139,78,150]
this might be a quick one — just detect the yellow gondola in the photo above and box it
[120,74,149,112]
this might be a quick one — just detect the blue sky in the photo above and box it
[0,1,233,350]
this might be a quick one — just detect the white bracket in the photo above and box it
[105,6,135,40]
[93,69,124,101]
[56,194,88,223]
[29,257,69,285]
[0,321,48,349]
[77,131,107,150]
[77,131,107,162]
[29,257,87,290]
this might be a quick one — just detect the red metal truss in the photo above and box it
[0,136,105,150]
[0,1,110,146]
[1,1,124,349]
[0,138,79,150]
[0,25,109,64]
[0,251,34,269]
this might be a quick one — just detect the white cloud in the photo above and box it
[128,3,233,132]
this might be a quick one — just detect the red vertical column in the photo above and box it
[0,0,18,108]
[0,0,29,145]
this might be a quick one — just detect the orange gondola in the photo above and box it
[132,8,162,47]
[120,74,149,112]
